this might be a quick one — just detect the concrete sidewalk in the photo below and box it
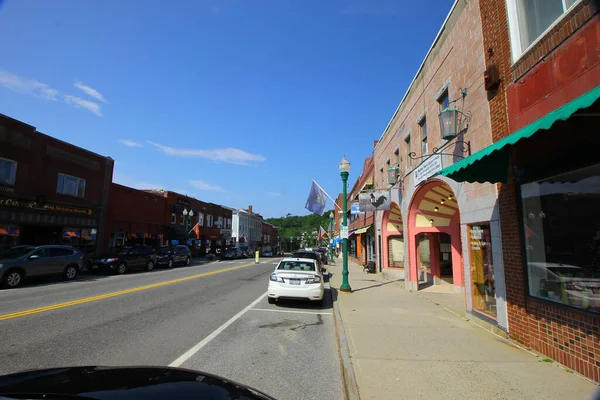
[328,259,599,400]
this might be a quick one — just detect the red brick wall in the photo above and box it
[480,0,600,381]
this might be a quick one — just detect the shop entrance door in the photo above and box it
[438,233,453,284]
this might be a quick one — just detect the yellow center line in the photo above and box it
[0,262,259,321]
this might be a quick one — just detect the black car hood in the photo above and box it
[0,366,276,400]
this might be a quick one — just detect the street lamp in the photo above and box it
[182,208,194,243]
[339,155,352,292]
[329,211,334,263]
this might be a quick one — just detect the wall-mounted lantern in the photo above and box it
[438,88,471,140]
[387,166,400,186]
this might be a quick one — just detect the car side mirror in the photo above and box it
[29,255,39,260]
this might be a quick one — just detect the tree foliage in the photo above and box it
[266,211,335,239]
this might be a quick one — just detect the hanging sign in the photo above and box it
[340,226,349,239]
[413,154,442,186]
[358,191,391,212]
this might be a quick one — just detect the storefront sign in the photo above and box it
[0,197,93,215]
[358,191,391,212]
[350,202,363,214]
[0,186,14,193]
[413,154,442,186]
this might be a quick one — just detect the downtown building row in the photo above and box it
[0,113,278,258]
[337,0,600,382]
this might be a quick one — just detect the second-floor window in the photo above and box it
[420,118,428,156]
[171,213,176,224]
[0,157,17,185]
[507,0,579,60]
[207,214,214,227]
[57,173,86,198]
[198,213,204,227]
[438,90,449,111]
[217,216,223,228]
[227,218,232,229]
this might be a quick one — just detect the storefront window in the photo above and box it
[0,225,20,253]
[468,223,496,317]
[387,236,404,268]
[521,164,600,314]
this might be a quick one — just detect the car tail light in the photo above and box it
[270,274,284,282]
[305,276,321,284]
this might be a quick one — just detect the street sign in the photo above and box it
[340,226,349,239]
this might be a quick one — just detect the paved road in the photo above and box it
[0,258,343,400]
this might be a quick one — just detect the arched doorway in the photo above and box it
[407,180,463,290]
[381,202,404,276]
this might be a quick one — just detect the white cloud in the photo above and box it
[119,139,143,147]
[0,71,104,116]
[268,191,281,197]
[0,71,59,100]
[148,141,266,165]
[74,81,108,103]
[190,179,224,192]
[64,95,103,116]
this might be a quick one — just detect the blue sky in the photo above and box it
[0,0,452,218]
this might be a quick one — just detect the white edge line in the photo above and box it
[250,308,333,315]
[169,292,267,367]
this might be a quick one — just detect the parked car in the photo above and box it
[292,250,323,271]
[0,245,83,289]
[222,248,243,260]
[239,245,252,258]
[262,250,273,257]
[267,257,324,306]
[89,245,157,275]
[156,245,191,268]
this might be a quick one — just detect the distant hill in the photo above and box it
[266,211,335,248]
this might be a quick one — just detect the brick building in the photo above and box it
[104,184,167,251]
[261,221,279,254]
[372,0,510,330]
[347,156,375,266]
[438,0,600,381]
[0,114,113,257]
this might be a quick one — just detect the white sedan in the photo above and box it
[267,257,325,305]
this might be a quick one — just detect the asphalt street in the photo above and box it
[0,257,343,400]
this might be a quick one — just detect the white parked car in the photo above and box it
[267,257,324,305]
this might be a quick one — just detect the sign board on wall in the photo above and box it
[350,202,363,214]
[413,154,442,186]
[358,191,391,212]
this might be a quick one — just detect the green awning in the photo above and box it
[438,84,600,183]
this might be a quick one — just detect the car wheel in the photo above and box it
[64,265,78,281]
[167,258,174,268]
[268,297,276,304]
[146,260,155,272]
[3,269,23,289]
[116,263,127,275]
[186,257,191,266]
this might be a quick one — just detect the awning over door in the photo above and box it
[438,85,600,183]
[353,225,371,235]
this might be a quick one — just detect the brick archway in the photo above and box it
[381,202,403,270]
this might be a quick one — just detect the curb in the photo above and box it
[332,291,360,400]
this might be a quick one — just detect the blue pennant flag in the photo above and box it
[305,180,327,216]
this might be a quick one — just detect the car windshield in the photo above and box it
[277,261,316,271]
[0,246,36,259]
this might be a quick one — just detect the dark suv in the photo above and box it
[292,250,323,270]
[0,245,83,289]
[89,245,157,274]
[156,245,192,268]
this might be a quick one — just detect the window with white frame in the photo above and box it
[198,213,204,227]
[0,157,17,185]
[207,214,213,227]
[171,213,176,224]
[217,216,223,228]
[56,173,86,198]
[506,0,580,61]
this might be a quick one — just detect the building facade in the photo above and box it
[372,0,510,331]
[0,114,113,258]
[441,0,600,381]
[232,205,263,250]
[347,156,376,266]
[105,184,166,251]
